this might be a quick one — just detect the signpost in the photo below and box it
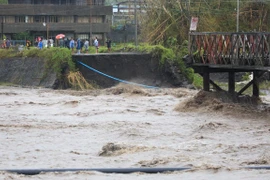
[189,17,198,58]
[190,17,198,31]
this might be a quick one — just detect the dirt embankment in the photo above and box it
[0,54,190,89]
[175,90,270,119]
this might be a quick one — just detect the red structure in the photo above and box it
[187,32,270,97]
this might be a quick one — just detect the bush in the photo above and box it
[43,48,76,77]
[0,49,17,58]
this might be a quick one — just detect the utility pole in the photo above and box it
[1,16,3,40]
[89,3,92,43]
[134,0,138,46]
[43,22,49,40]
[237,0,239,32]
[47,23,49,40]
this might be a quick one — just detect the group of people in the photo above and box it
[68,37,89,54]
[68,37,112,54]
[36,37,54,49]
[29,36,112,54]
[1,39,11,49]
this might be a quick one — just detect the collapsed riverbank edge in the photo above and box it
[0,54,190,89]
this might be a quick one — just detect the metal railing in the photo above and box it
[0,40,26,48]
[189,32,270,66]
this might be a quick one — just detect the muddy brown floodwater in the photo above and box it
[0,85,270,179]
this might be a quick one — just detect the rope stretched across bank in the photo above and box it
[77,61,159,89]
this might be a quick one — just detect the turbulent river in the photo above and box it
[0,85,269,179]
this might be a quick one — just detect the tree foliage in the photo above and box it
[0,0,7,4]
[13,32,32,41]
[141,0,270,46]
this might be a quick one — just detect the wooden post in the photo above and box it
[253,71,259,97]
[228,71,235,95]
[203,71,210,91]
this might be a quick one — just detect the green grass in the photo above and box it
[0,49,18,58]
[193,73,203,89]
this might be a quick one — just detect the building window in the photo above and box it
[77,34,89,40]
[78,16,89,23]
[91,16,103,23]
[15,16,25,23]
[58,16,74,23]
[31,0,45,4]
[34,16,46,23]
[5,16,15,23]
[49,16,58,23]
[92,34,103,40]
[76,0,86,5]
[74,15,78,23]
[25,16,34,23]
[92,0,105,5]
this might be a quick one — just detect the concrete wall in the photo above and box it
[0,58,57,88]
[73,53,186,88]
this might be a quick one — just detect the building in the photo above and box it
[112,0,145,26]
[110,0,145,43]
[0,0,112,45]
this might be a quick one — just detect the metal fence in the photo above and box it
[0,40,27,48]
[189,32,270,66]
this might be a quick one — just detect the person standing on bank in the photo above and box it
[80,39,84,52]
[84,39,89,54]
[5,38,11,49]
[38,39,43,49]
[69,37,75,54]
[26,40,31,49]
[106,38,112,52]
[76,38,81,54]
[93,37,99,54]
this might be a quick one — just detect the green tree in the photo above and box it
[0,0,8,4]
[13,32,32,41]
[141,0,270,46]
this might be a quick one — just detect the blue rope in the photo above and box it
[77,61,159,89]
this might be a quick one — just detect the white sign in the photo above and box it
[190,17,198,31]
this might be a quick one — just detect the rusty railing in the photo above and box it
[189,32,270,66]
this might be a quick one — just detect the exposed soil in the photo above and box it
[175,90,270,119]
